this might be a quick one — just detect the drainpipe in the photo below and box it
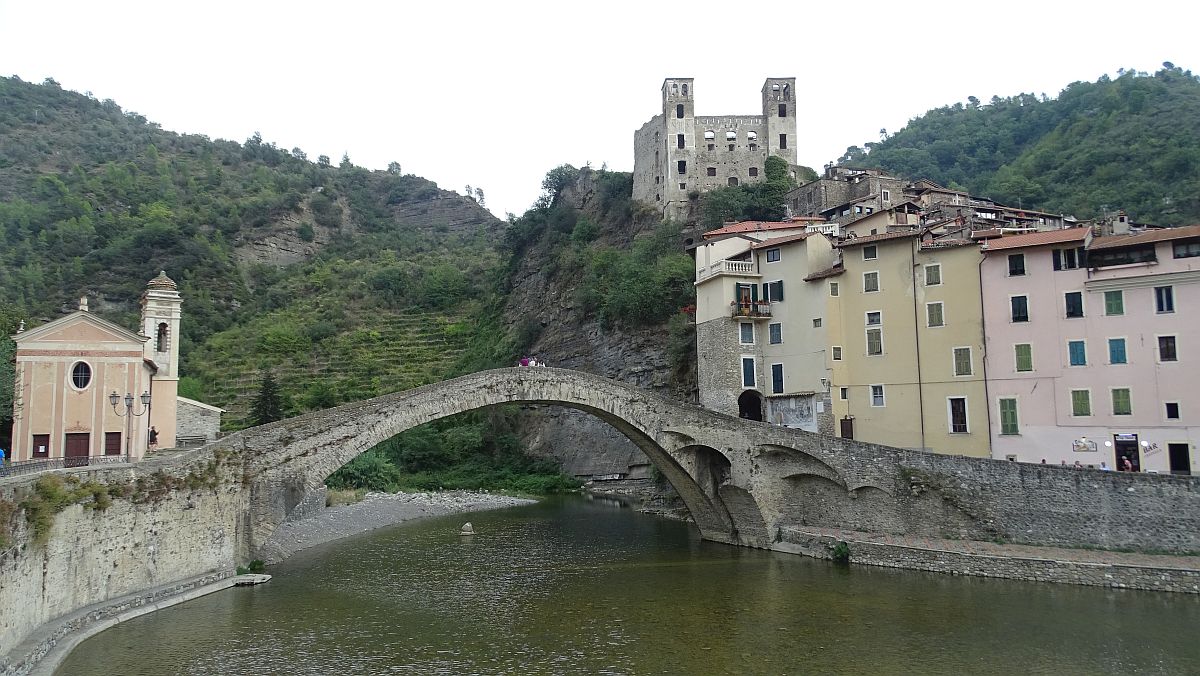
[911,238,926,451]
[978,251,992,457]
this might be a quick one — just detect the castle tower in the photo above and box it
[662,78,695,221]
[762,78,798,168]
[141,270,183,449]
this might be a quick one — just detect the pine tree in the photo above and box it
[249,372,284,425]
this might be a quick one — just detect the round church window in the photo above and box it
[71,361,92,389]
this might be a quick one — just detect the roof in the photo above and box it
[702,221,806,238]
[1088,224,1200,251]
[981,227,1091,251]
[835,229,922,249]
[921,238,977,250]
[804,263,844,281]
[751,232,812,249]
[13,310,148,345]
[178,396,226,413]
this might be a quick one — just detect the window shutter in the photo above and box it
[1052,249,1062,270]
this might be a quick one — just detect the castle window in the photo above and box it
[772,83,780,91]
[726,131,736,141]
[682,84,688,96]
[778,103,787,117]
[747,131,758,141]
[156,322,169,352]
[748,144,757,152]
[677,160,686,174]
[677,134,685,149]
[70,361,92,390]
[728,177,739,187]
[676,104,685,119]
[704,130,715,140]
[679,183,686,190]
[779,134,788,149]
[728,144,735,152]
[707,144,715,151]
[749,167,759,177]
[707,167,716,176]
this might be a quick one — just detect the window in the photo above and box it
[1158,335,1178,362]
[948,397,968,433]
[741,357,756,387]
[839,387,848,400]
[1174,240,1200,258]
[1090,244,1156,267]
[863,245,878,261]
[871,385,885,407]
[747,131,757,141]
[866,328,883,355]
[881,189,891,203]
[70,361,92,389]
[1155,286,1174,313]
[829,282,840,297]
[926,302,944,328]
[707,144,715,151]
[704,130,715,140]
[679,183,686,190]
[726,131,736,141]
[953,347,973,376]
[728,177,739,186]
[1014,344,1033,372]
[748,143,757,151]
[739,323,754,345]
[999,398,1019,435]
[771,364,784,394]
[866,311,881,326]
[1104,290,1124,316]
[863,271,880,293]
[1071,390,1091,416]
[676,104,685,119]
[1064,291,1084,318]
[812,318,823,328]
[104,432,122,456]
[778,103,787,117]
[1112,388,1132,416]
[769,323,782,344]
[925,264,942,286]
[1052,247,1084,270]
[156,322,169,352]
[779,134,787,149]
[707,167,716,177]
[1068,340,1087,366]
[677,133,685,149]
[728,144,735,152]
[749,167,759,178]
[832,346,843,361]
[1008,254,1026,276]
[1165,402,1181,420]
[1010,296,1029,322]
[1108,338,1127,364]
[677,160,686,175]
[763,248,781,264]
[763,280,784,302]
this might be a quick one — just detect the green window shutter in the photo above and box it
[1014,344,1033,371]
[1071,390,1091,416]
[1112,388,1132,415]
[999,398,1019,435]
[1104,290,1124,316]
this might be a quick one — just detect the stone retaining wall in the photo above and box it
[776,528,1200,595]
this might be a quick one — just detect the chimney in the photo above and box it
[79,297,89,312]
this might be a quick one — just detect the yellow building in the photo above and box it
[9,272,188,463]
[826,232,989,456]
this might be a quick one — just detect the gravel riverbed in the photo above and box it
[263,490,536,559]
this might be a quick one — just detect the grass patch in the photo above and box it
[326,488,367,507]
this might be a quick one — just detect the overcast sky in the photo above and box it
[1,1,1195,218]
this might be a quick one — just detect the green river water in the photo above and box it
[58,495,1199,675]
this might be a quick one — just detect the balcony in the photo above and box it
[732,301,772,318]
[805,222,841,237]
[697,259,756,281]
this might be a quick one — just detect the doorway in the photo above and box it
[65,432,90,467]
[737,390,764,422]
[1113,434,1140,472]
[839,417,854,440]
[1168,443,1191,476]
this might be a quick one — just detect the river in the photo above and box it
[59,495,1199,675]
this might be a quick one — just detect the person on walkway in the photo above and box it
[1100,461,1112,471]
[1121,456,1134,472]
[148,426,159,453]
[519,356,530,367]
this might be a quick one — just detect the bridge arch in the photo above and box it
[239,368,750,556]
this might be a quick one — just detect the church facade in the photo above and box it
[8,272,193,463]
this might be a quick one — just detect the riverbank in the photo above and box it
[261,490,537,560]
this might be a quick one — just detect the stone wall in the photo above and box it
[177,398,222,442]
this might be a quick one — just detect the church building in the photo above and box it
[8,271,216,463]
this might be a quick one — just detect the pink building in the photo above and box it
[982,226,1198,474]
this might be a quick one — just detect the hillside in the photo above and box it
[856,65,1200,224]
[0,76,505,427]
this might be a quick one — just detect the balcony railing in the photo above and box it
[732,301,772,318]
[805,223,841,237]
[697,259,756,281]
[0,454,131,478]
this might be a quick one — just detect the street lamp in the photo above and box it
[110,390,152,460]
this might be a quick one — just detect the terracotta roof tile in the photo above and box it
[1088,224,1200,250]
[804,263,844,281]
[701,220,806,238]
[751,232,812,249]
[835,229,922,248]
[981,227,1090,251]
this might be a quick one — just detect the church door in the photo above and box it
[65,433,91,467]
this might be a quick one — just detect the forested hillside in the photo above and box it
[854,65,1200,224]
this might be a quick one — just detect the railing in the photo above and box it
[0,454,131,478]
[805,222,841,236]
[732,301,772,318]
[697,259,757,281]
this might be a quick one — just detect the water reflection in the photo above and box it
[59,496,1199,675]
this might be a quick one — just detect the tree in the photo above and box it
[0,304,24,447]
[387,161,402,175]
[317,154,331,168]
[474,188,486,207]
[249,372,285,425]
[339,152,352,169]
[291,147,307,160]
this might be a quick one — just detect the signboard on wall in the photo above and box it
[1072,439,1098,453]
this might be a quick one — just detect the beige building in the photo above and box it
[826,232,989,456]
[9,272,195,463]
